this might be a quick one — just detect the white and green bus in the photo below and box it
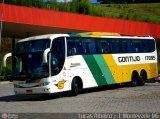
[3,32,158,96]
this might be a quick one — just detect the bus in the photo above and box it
[3,32,158,96]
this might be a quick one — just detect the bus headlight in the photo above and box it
[39,82,50,87]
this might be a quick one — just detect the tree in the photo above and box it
[101,0,160,3]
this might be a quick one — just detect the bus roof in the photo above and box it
[18,32,154,43]
[18,34,68,43]
[69,32,120,37]
[78,32,120,36]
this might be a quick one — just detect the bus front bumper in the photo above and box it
[14,86,51,95]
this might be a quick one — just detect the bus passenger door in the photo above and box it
[50,37,70,93]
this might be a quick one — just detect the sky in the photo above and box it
[90,0,98,3]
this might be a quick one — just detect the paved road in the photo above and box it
[0,82,160,113]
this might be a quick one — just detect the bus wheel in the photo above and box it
[130,72,139,87]
[71,78,79,96]
[138,71,146,86]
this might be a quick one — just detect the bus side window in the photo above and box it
[141,40,148,52]
[85,39,96,54]
[95,40,102,54]
[100,39,110,54]
[111,39,121,53]
[121,39,134,53]
[67,38,77,56]
[67,38,86,56]
[127,40,133,53]
[133,40,141,53]
[148,40,155,52]
[122,40,128,53]
[75,39,86,55]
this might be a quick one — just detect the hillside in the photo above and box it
[100,3,160,24]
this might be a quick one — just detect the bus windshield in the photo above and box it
[15,39,50,80]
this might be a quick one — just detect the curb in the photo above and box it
[0,81,12,84]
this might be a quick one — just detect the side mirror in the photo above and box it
[43,48,50,64]
[3,53,12,67]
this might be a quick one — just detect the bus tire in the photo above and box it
[71,78,79,96]
[138,71,146,86]
[130,72,139,87]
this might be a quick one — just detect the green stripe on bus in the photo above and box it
[93,55,116,84]
[69,33,82,37]
[78,34,90,37]
[69,33,90,37]
[83,55,107,86]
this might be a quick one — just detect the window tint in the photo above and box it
[66,37,155,55]
[16,39,50,54]
[75,39,85,54]
[121,40,128,53]
[141,40,149,52]
[85,39,96,54]
[67,39,76,56]
[99,39,110,54]
[111,39,122,53]
[94,40,101,54]
[115,39,133,53]
[67,38,85,56]
[133,40,142,52]
[148,40,155,52]
[131,39,155,53]
[51,37,65,75]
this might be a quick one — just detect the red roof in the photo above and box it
[1,3,160,38]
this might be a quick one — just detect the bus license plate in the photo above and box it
[26,89,32,93]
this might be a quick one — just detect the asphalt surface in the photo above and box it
[0,82,160,113]
[0,82,160,119]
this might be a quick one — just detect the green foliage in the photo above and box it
[3,0,44,8]
[0,65,12,81]
[0,1,160,24]
[1,0,105,18]
[0,76,4,81]
[0,64,12,81]
[78,0,91,14]
[143,17,150,22]
[0,65,12,76]
[0,38,12,78]
[101,3,160,24]
[101,0,160,3]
